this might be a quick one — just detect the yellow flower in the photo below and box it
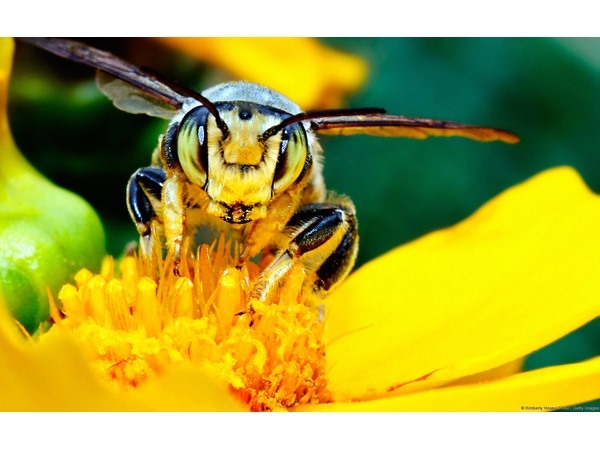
[1,165,600,411]
[1,37,600,412]
[156,37,368,110]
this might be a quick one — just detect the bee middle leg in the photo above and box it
[249,200,358,302]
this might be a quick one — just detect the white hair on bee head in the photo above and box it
[202,81,303,116]
[201,81,319,147]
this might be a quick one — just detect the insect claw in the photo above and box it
[235,305,256,327]
[173,260,181,277]
[235,309,250,318]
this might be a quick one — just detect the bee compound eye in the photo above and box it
[272,124,309,194]
[176,106,211,188]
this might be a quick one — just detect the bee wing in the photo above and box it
[311,114,519,144]
[95,72,181,120]
[19,37,189,120]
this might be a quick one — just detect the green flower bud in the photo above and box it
[0,38,106,333]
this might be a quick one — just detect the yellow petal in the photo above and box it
[157,37,368,109]
[299,356,600,412]
[324,167,600,401]
[0,323,140,411]
[0,300,244,411]
[131,366,246,412]
[448,357,524,386]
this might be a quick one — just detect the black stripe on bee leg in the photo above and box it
[250,201,358,302]
[288,202,358,293]
[126,167,167,256]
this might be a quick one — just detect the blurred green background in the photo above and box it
[7,38,600,404]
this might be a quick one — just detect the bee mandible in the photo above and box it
[19,38,519,301]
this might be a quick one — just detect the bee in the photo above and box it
[20,38,518,301]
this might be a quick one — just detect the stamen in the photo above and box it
[48,238,332,410]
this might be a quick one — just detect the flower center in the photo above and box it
[48,237,331,411]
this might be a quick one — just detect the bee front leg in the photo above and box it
[161,172,188,275]
[250,199,358,303]
[126,167,166,259]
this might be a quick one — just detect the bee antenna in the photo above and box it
[141,67,230,139]
[260,107,386,142]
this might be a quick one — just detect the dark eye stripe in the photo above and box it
[273,127,291,184]
[175,106,212,188]
[180,106,211,175]
[162,121,181,169]
[272,122,311,195]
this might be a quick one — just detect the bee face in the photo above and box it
[174,87,311,224]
